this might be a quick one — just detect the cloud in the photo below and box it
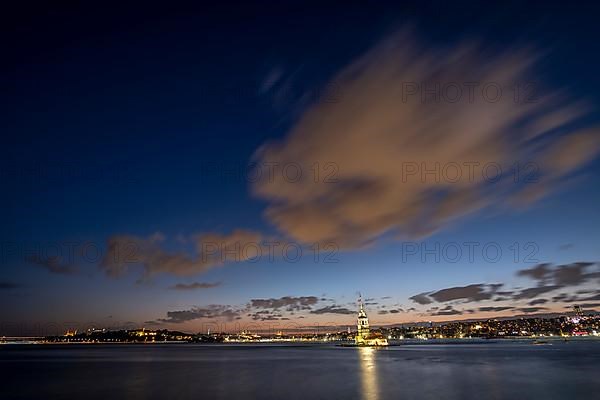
[169,282,221,291]
[100,230,264,279]
[430,305,462,316]
[552,290,600,303]
[478,306,514,312]
[518,307,548,313]
[430,284,503,302]
[553,262,598,286]
[409,263,599,312]
[310,305,355,315]
[512,285,563,300]
[510,263,600,303]
[409,293,434,305]
[411,284,502,304]
[577,303,600,309]
[516,262,599,290]
[250,296,319,311]
[248,309,291,321]
[0,281,21,290]
[26,255,77,275]
[260,67,284,93]
[539,131,600,177]
[552,293,569,302]
[582,293,600,301]
[153,294,328,324]
[251,31,600,247]
[516,263,552,283]
[528,298,548,306]
[157,305,243,323]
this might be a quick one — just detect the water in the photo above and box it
[1,340,599,399]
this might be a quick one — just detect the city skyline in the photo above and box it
[2,2,600,337]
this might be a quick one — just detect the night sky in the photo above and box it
[2,2,600,336]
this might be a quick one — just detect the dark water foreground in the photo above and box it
[1,340,599,400]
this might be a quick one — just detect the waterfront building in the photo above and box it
[355,295,388,346]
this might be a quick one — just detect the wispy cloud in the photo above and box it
[517,262,599,287]
[410,284,502,305]
[250,296,319,311]
[26,255,77,275]
[0,281,21,290]
[169,282,221,291]
[518,307,548,313]
[479,306,514,312]
[156,305,244,324]
[430,305,463,316]
[408,261,600,314]
[310,305,354,315]
[252,30,600,247]
[152,295,325,325]
[100,230,264,279]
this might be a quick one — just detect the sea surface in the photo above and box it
[1,339,599,400]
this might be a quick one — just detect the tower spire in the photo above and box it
[354,292,389,346]
[358,292,364,312]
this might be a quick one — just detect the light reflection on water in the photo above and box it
[359,347,379,400]
[2,341,600,399]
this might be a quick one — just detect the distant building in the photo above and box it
[355,295,388,346]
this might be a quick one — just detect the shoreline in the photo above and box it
[3,336,600,346]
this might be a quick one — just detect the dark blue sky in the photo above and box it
[2,2,600,335]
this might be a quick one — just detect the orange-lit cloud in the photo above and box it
[253,31,600,247]
[100,230,265,278]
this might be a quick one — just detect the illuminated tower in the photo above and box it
[356,295,370,343]
[355,294,388,346]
